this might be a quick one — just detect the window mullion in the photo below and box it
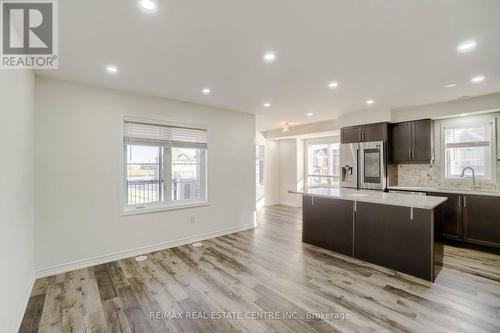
[200,149,207,201]
[164,147,172,204]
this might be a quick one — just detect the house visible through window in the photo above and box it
[123,119,208,210]
[306,141,340,187]
[443,119,496,180]
[171,147,203,201]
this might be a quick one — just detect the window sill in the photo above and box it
[121,201,210,216]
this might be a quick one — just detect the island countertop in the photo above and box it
[289,187,447,209]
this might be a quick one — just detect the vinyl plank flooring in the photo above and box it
[20,205,500,332]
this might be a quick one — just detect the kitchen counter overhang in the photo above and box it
[290,188,447,282]
[289,187,447,209]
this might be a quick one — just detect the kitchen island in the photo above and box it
[289,188,447,281]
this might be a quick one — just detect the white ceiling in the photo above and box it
[39,0,500,130]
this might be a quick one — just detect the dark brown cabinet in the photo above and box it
[302,195,354,256]
[390,119,432,163]
[463,195,500,248]
[391,121,412,162]
[341,122,388,143]
[354,202,436,281]
[427,192,462,240]
[340,126,361,143]
[302,194,442,281]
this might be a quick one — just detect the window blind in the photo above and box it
[124,121,207,148]
[444,123,491,149]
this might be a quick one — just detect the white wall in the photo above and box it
[391,92,500,122]
[34,77,255,273]
[275,139,302,207]
[0,70,35,332]
[264,139,280,206]
[337,108,391,127]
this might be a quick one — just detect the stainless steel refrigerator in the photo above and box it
[340,141,386,190]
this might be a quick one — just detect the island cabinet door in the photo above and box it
[302,196,354,256]
[463,195,500,248]
[354,202,434,281]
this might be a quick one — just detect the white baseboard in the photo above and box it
[35,223,256,279]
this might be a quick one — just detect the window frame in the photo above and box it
[304,137,341,188]
[440,116,497,182]
[120,116,209,215]
[256,144,265,186]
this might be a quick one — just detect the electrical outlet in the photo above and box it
[190,215,196,223]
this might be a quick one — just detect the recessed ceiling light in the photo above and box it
[306,112,314,116]
[457,40,477,53]
[202,88,211,95]
[444,83,457,88]
[135,255,148,262]
[262,51,276,64]
[105,65,118,74]
[470,75,485,83]
[138,0,157,13]
[366,99,375,105]
[328,81,339,89]
[263,102,271,108]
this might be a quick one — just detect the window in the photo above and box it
[256,145,265,186]
[442,119,496,180]
[126,145,162,205]
[306,141,340,187]
[171,147,204,202]
[123,118,208,212]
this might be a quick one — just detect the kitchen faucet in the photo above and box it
[460,167,476,190]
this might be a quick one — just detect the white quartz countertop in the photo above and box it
[289,188,447,209]
[388,186,500,198]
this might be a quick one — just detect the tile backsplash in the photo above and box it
[397,162,500,192]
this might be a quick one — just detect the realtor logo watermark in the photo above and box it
[1,0,58,69]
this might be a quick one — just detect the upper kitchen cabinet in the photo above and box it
[341,126,361,143]
[391,121,412,162]
[340,122,389,143]
[390,119,432,163]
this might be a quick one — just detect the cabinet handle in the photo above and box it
[458,196,461,207]
[463,196,467,208]
[408,149,411,160]
[413,148,415,159]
